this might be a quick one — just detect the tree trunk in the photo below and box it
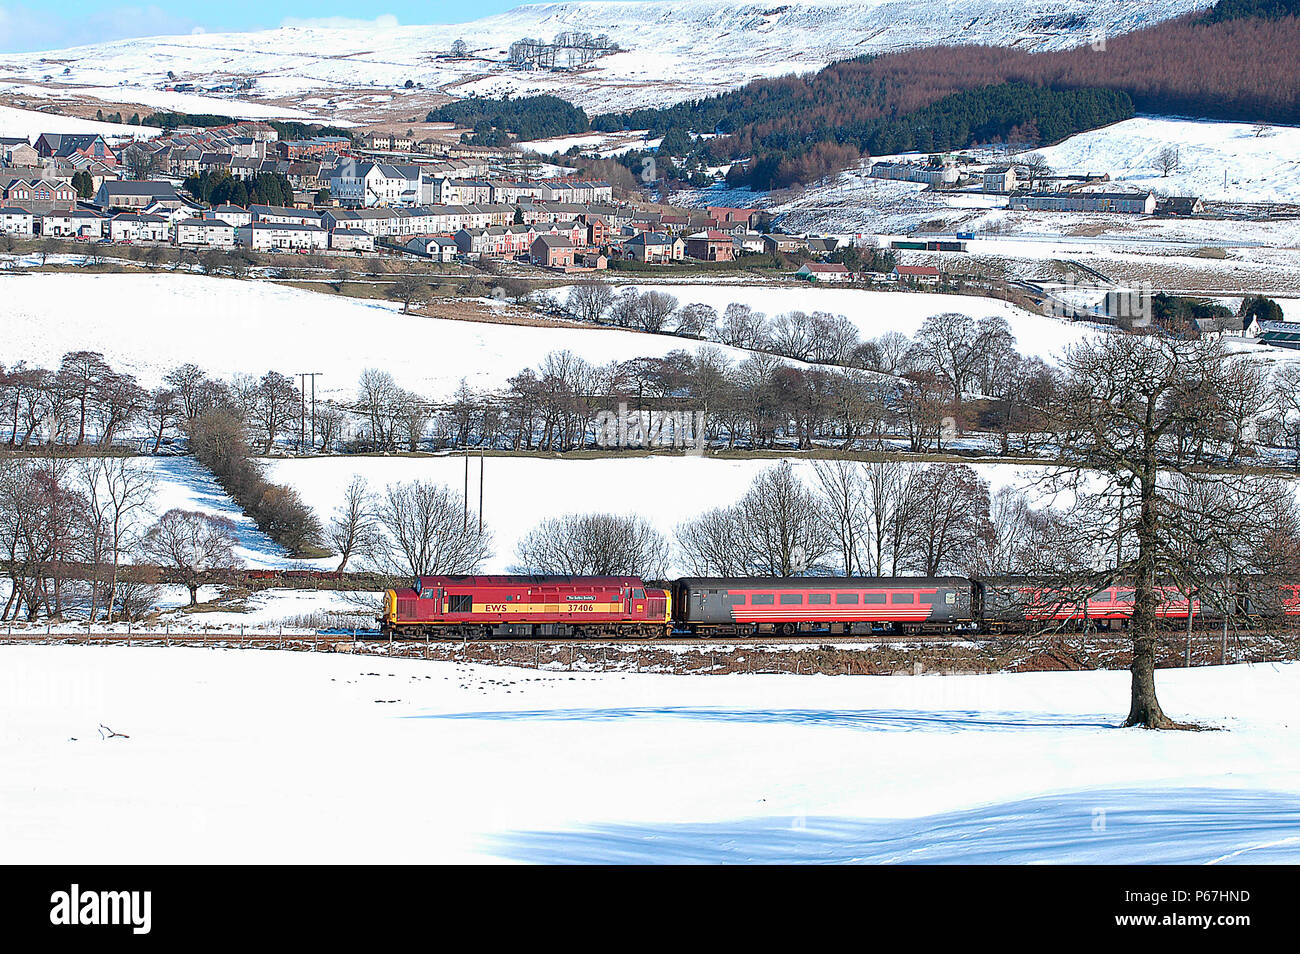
[1125,467,1174,729]
[188,583,199,606]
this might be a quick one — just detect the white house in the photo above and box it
[0,206,34,236]
[329,228,374,252]
[328,159,421,207]
[235,222,328,251]
[248,204,320,227]
[40,209,104,239]
[205,204,252,228]
[108,213,168,243]
[175,218,235,248]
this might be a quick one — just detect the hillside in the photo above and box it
[597,0,1300,189]
[0,1,1210,117]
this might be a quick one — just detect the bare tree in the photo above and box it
[1043,332,1237,728]
[371,480,492,576]
[566,282,614,323]
[1155,145,1180,177]
[515,512,669,576]
[389,273,431,314]
[811,458,867,575]
[81,457,156,622]
[327,476,376,572]
[677,462,832,575]
[142,509,240,606]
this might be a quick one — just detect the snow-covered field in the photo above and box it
[0,273,1112,402]
[1036,116,1300,205]
[0,103,158,140]
[0,273,801,401]
[0,1,1209,113]
[264,455,1049,575]
[3,645,1296,863]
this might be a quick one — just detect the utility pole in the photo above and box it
[296,373,322,453]
[479,449,484,534]
[463,453,468,532]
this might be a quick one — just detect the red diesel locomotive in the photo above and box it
[381,575,672,637]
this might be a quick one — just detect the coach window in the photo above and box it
[836,593,860,605]
[751,594,774,605]
[779,593,803,605]
[809,593,831,605]
[892,593,915,604]
[863,592,886,604]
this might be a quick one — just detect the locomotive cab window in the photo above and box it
[632,588,645,599]
[420,588,436,599]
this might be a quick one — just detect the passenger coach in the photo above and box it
[672,577,974,635]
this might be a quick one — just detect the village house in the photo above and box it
[1008,191,1157,214]
[327,159,421,207]
[107,213,168,243]
[204,205,253,228]
[763,234,808,255]
[35,133,117,165]
[235,222,328,251]
[531,234,576,268]
[684,230,735,262]
[0,206,34,235]
[981,165,1021,193]
[329,228,375,252]
[249,204,321,227]
[1156,196,1205,216]
[796,262,852,283]
[892,264,941,285]
[706,206,760,229]
[39,208,105,239]
[404,235,458,262]
[175,218,236,248]
[871,158,960,187]
[623,231,685,264]
[0,137,38,168]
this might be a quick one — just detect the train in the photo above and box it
[378,574,1300,638]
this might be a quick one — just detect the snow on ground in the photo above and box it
[0,103,159,140]
[2,645,1296,863]
[143,456,295,568]
[264,455,1052,574]
[1036,116,1300,205]
[0,273,792,401]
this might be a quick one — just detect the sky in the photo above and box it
[0,1,559,53]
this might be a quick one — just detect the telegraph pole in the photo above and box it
[296,372,322,453]
[478,449,484,534]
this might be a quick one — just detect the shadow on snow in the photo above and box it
[491,788,1300,864]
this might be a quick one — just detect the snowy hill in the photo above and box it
[0,0,1213,114]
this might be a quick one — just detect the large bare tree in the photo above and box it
[1044,331,1244,728]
